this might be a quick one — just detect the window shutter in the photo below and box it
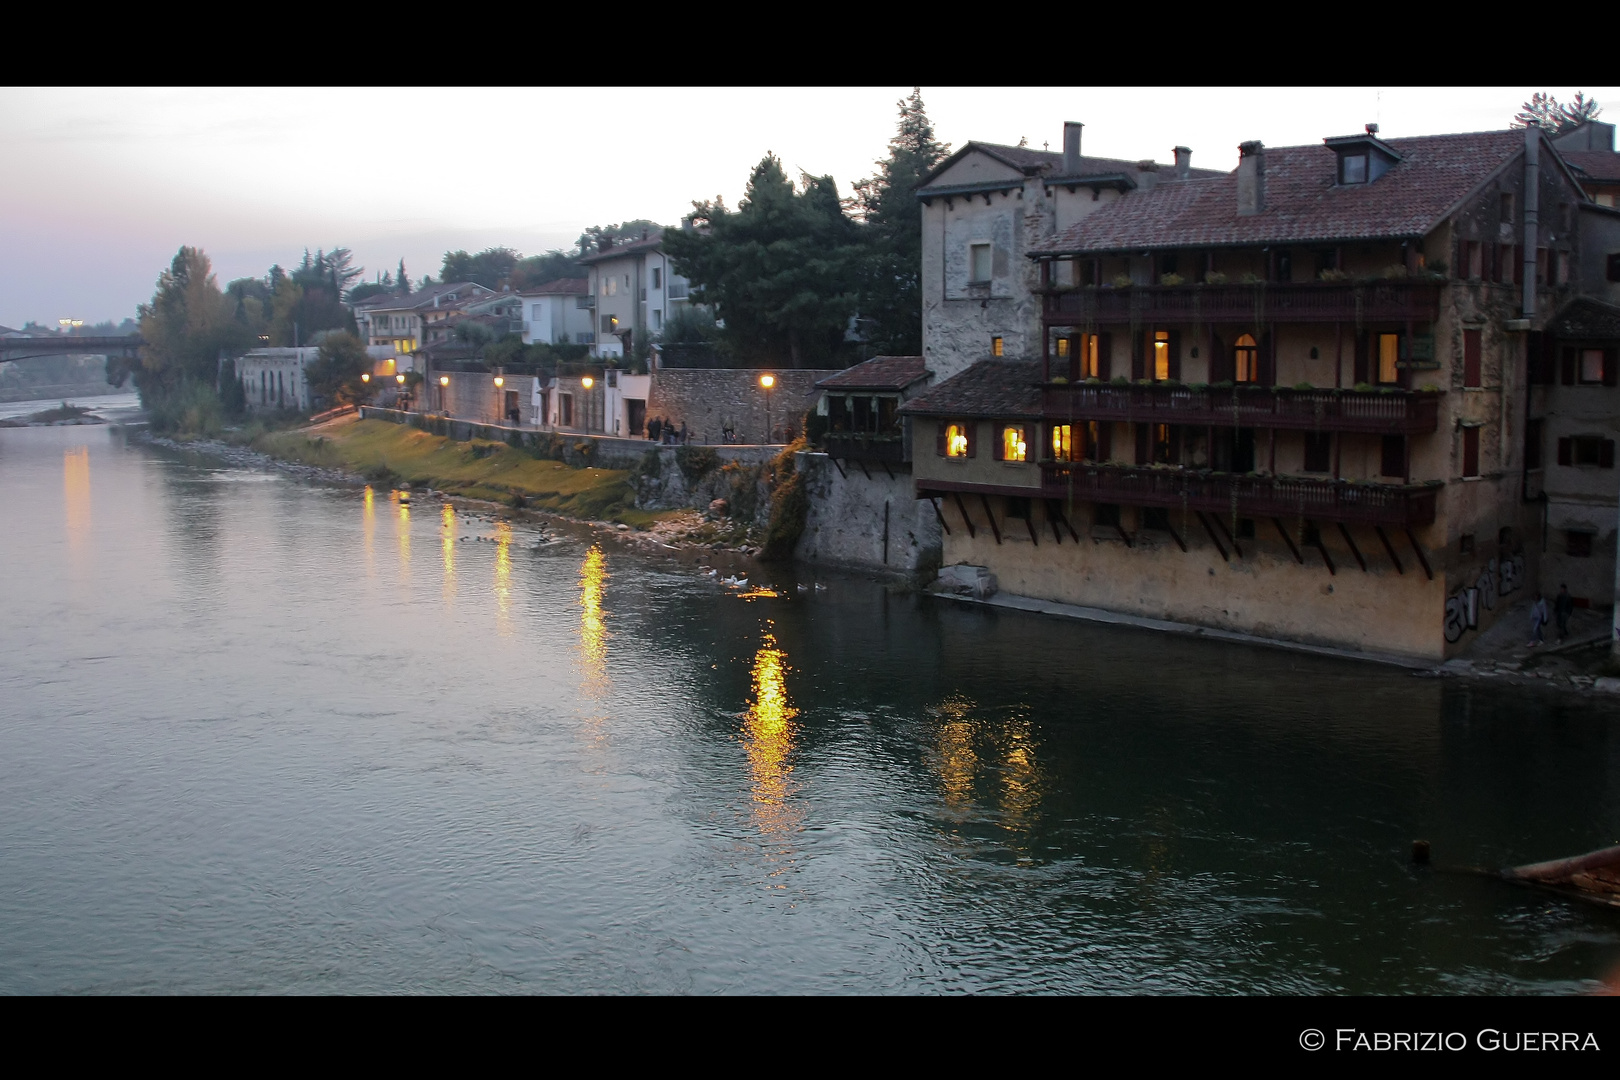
[1208,334,1229,383]
[1167,330,1182,381]
[1097,332,1113,380]
[1463,427,1480,478]
[1604,440,1617,469]
[1131,332,1145,381]
[1135,423,1150,465]
[992,424,1005,461]
[1463,329,1482,388]
[1558,437,1572,466]
[936,421,947,457]
[1097,422,1113,463]
[1562,348,1577,385]
[1353,332,1369,385]
[1259,332,1276,387]
[1605,349,1619,387]
[965,422,976,458]
[1512,246,1523,286]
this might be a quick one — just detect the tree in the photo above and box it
[304,332,371,407]
[510,249,584,291]
[114,246,250,402]
[663,155,864,368]
[852,88,950,356]
[397,259,411,295]
[578,220,661,256]
[1514,91,1602,135]
[441,247,520,289]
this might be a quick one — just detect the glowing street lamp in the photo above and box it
[438,374,450,414]
[760,373,776,444]
[580,375,595,434]
[493,375,505,425]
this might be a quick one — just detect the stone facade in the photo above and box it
[793,452,941,578]
[646,368,839,445]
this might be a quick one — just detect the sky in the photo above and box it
[2,86,1614,329]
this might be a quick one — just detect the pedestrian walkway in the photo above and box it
[1456,595,1613,680]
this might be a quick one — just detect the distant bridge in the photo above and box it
[0,336,145,363]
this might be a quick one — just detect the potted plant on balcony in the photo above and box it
[1318,268,1349,282]
[1110,273,1134,288]
[1204,272,1228,285]
[1159,272,1185,286]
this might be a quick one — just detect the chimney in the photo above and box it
[1063,121,1083,175]
[1173,146,1192,180]
[1136,160,1160,193]
[681,215,694,231]
[1237,141,1266,216]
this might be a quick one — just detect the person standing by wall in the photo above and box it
[1554,584,1575,644]
[1529,591,1549,647]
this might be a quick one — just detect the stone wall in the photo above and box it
[646,368,839,445]
[794,453,942,579]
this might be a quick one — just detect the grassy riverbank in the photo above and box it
[255,416,660,527]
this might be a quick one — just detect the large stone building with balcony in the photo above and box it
[903,123,1599,662]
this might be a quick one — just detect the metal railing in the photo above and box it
[1042,281,1443,325]
[1041,383,1441,434]
[823,431,908,464]
[1039,462,1438,526]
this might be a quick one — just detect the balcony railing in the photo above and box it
[1040,462,1438,527]
[1042,281,1443,326]
[1042,383,1441,434]
[823,431,908,465]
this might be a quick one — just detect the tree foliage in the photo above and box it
[1514,91,1602,134]
[440,247,520,289]
[304,331,371,407]
[115,246,250,401]
[663,155,863,368]
[851,88,949,356]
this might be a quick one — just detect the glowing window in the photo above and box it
[1056,337,1070,358]
[991,336,1004,358]
[1001,425,1028,462]
[1153,330,1170,380]
[946,423,969,457]
[1234,333,1259,383]
[1051,424,1073,461]
[1378,333,1400,383]
[1078,334,1100,378]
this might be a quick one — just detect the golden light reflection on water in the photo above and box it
[577,545,609,699]
[932,693,978,811]
[743,624,802,836]
[736,587,779,600]
[928,694,1044,844]
[393,491,410,577]
[63,446,91,557]
[440,503,456,604]
[493,520,512,634]
[362,485,376,577]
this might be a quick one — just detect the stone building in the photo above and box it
[903,123,1600,662]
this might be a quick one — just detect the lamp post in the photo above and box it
[581,375,595,434]
[760,373,776,444]
[439,375,450,415]
[396,372,407,412]
[493,375,505,425]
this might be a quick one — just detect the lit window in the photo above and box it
[1051,424,1073,461]
[1378,333,1400,384]
[1056,337,1070,358]
[1001,425,1028,462]
[992,337,1004,358]
[1234,333,1259,383]
[970,243,992,283]
[946,423,970,457]
[1580,349,1605,384]
[1154,330,1170,380]
[1341,154,1367,184]
[1078,334,1100,378]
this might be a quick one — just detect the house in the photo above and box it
[519,278,595,347]
[903,122,1597,662]
[916,123,1222,384]
[1553,120,1620,207]
[814,354,933,467]
[356,282,496,370]
[578,227,693,361]
[238,347,320,412]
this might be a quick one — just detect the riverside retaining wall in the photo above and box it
[793,452,942,579]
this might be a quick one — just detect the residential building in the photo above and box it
[903,122,1597,662]
[578,227,692,361]
[519,278,595,347]
[1554,120,1620,207]
[238,347,320,412]
[355,282,496,370]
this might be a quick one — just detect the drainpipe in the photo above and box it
[1523,124,1539,320]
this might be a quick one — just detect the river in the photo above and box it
[2,417,1618,994]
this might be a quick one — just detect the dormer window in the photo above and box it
[1341,154,1368,184]
[1325,133,1402,187]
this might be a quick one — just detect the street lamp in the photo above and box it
[439,375,450,414]
[760,373,776,444]
[493,375,505,425]
[581,375,594,434]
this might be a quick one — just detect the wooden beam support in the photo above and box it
[1310,523,1336,575]
[1338,523,1367,572]
[880,457,894,480]
[1115,523,1133,548]
[1196,511,1229,561]
[829,455,847,480]
[930,496,950,536]
[1273,517,1304,564]
[1375,525,1404,574]
[1025,513,1039,546]
[952,492,976,539]
[857,456,872,480]
[1164,518,1187,553]
[1212,513,1242,558]
[979,494,1002,545]
[1405,528,1433,580]
[1046,499,1081,542]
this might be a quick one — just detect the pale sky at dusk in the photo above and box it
[2,86,1614,329]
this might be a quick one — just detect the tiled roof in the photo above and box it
[518,278,588,297]
[1548,297,1620,340]
[1032,129,1529,255]
[898,360,1043,418]
[816,355,929,391]
[923,141,1223,189]
[1560,149,1620,183]
[365,282,494,312]
[579,232,664,264]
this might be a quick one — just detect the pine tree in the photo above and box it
[397,259,411,295]
[852,88,950,357]
[1514,91,1602,134]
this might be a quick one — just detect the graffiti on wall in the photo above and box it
[1443,552,1526,643]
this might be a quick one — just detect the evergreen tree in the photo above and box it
[852,88,950,356]
[1514,91,1602,134]
[397,259,411,295]
[114,246,250,402]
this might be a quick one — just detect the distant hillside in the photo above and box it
[0,354,120,403]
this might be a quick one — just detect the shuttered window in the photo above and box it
[1463,329,1482,388]
[1462,427,1480,478]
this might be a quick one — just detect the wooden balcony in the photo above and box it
[1042,281,1443,326]
[1042,383,1441,435]
[1040,462,1438,527]
[823,431,909,465]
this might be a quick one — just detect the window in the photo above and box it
[625,274,630,287]
[1233,333,1259,383]
[1077,333,1101,378]
[1303,431,1331,473]
[1560,435,1615,468]
[1341,154,1368,184]
[1056,336,1070,360]
[1580,349,1606,384]
[991,336,1004,358]
[653,309,663,330]
[652,267,662,289]
[602,314,618,334]
[999,425,1028,462]
[1567,531,1594,558]
[1378,333,1400,384]
[1525,418,1544,469]
[1459,533,1475,556]
[1500,192,1515,224]
[1095,503,1121,528]
[1006,496,1032,520]
[559,393,573,426]
[944,422,971,458]
[1152,423,1178,464]
[1153,330,1170,380]
[1142,507,1171,531]
[1050,424,1073,461]
[1381,434,1407,478]
[1084,420,1109,462]
[1463,329,1482,388]
[1235,517,1256,540]
[969,243,992,283]
[1462,426,1480,478]
[1463,240,1481,280]
[1608,253,1620,283]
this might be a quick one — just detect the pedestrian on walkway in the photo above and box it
[1529,591,1549,647]
[1554,584,1575,643]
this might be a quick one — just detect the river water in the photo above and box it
[2,419,1618,994]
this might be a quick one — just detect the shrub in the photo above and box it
[1293,381,1314,391]
[1203,271,1229,284]
[760,438,809,560]
[1381,264,1409,279]
[1110,375,1131,387]
[1353,381,1375,392]
[1318,268,1350,282]
[147,380,225,438]
[1110,273,1134,287]
[1159,272,1185,286]
[675,445,719,485]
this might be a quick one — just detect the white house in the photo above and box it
[237,347,319,412]
[578,227,693,361]
[518,278,595,346]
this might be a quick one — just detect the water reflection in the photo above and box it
[577,545,608,699]
[440,503,456,605]
[743,623,801,836]
[932,693,978,812]
[62,446,91,558]
[493,520,512,634]
[927,694,1043,844]
[362,485,376,578]
[393,491,410,578]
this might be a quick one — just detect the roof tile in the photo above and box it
[898,360,1043,419]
